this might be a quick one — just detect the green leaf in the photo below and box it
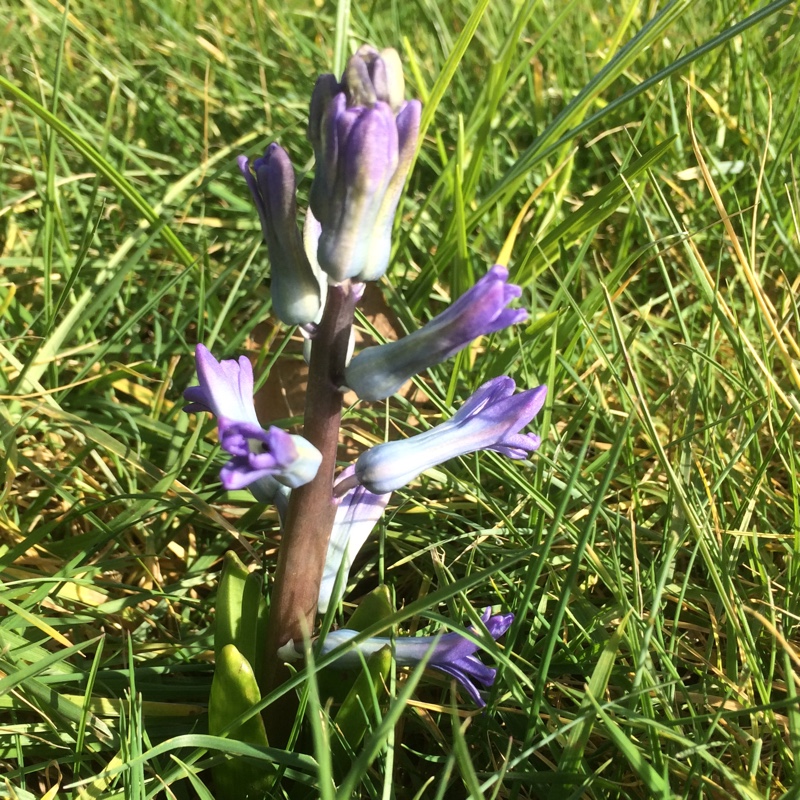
[239,569,267,680]
[331,646,392,771]
[0,76,196,272]
[346,585,394,633]
[559,612,631,775]
[209,644,271,800]
[519,137,677,283]
[587,691,672,799]
[215,551,250,663]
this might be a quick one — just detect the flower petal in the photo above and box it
[318,466,391,613]
[183,344,259,425]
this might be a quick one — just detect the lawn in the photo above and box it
[1,0,799,797]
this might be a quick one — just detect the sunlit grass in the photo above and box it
[1,0,799,797]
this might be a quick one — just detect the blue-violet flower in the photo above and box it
[319,608,514,707]
[239,144,326,325]
[183,344,321,496]
[351,377,547,494]
[345,266,528,401]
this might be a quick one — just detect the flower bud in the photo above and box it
[239,145,326,325]
[344,45,405,111]
[307,48,421,283]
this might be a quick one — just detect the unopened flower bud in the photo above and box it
[239,145,326,325]
[344,45,405,111]
[307,47,421,283]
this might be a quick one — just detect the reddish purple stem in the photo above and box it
[261,283,357,743]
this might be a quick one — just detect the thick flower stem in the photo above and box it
[262,282,356,743]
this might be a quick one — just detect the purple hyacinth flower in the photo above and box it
[345,266,528,401]
[350,377,547,494]
[318,466,391,613]
[238,144,325,325]
[218,418,322,491]
[319,608,514,707]
[183,344,321,495]
[307,47,421,283]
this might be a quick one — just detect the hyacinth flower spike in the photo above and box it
[183,344,321,498]
[347,377,547,495]
[318,608,514,707]
[318,466,391,614]
[346,266,528,401]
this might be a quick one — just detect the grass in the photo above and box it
[1,0,800,797]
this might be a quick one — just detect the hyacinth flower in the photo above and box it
[183,344,321,496]
[342,377,547,495]
[307,45,421,283]
[318,608,514,707]
[217,420,322,491]
[238,144,326,325]
[345,266,528,401]
[318,466,392,614]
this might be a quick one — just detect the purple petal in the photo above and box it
[238,155,270,243]
[182,386,212,414]
[483,611,514,639]
[490,433,542,459]
[220,458,281,491]
[453,376,516,422]
[215,419,322,491]
[432,663,486,706]
[394,100,421,161]
[183,344,259,425]
[308,73,341,151]
[342,104,398,200]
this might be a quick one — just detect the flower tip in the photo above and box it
[488,263,509,281]
[489,612,515,639]
[479,608,514,639]
[236,154,250,174]
[193,342,224,376]
[530,384,548,410]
